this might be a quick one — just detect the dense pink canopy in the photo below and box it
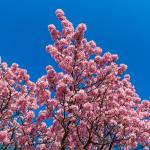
[0,9,150,150]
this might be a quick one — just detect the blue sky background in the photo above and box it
[0,0,150,100]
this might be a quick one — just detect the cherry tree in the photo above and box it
[0,9,150,150]
[0,60,38,149]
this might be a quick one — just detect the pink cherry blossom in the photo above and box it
[0,131,8,143]
[0,8,149,150]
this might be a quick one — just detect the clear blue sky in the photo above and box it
[0,0,150,100]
